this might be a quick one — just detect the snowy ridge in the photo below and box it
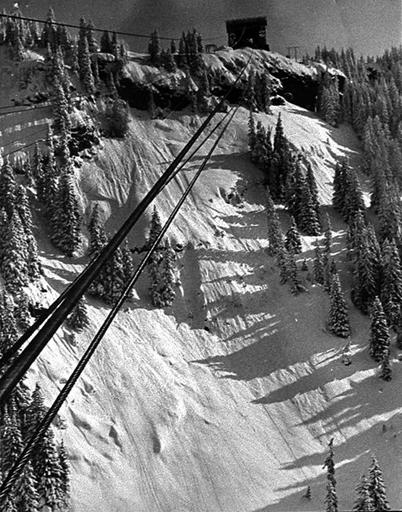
[24,103,402,511]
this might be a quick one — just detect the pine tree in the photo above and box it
[159,240,176,307]
[37,128,58,215]
[333,161,346,213]
[328,273,351,338]
[367,457,390,511]
[88,204,107,256]
[288,251,304,295]
[86,20,98,53]
[313,244,325,285]
[306,160,320,219]
[380,347,392,381]
[41,7,56,49]
[97,30,110,54]
[1,412,23,475]
[381,239,402,328]
[15,461,40,512]
[1,211,29,292]
[276,245,289,284]
[0,292,19,355]
[78,20,95,94]
[122,239,134,300]
[103,245,125,305]
[50,169,81,257]
[0,158,17,217]
[57,440,70,508]
[369,297,391,363]
[323,438,338,512]
[285,216,302,254]
[353,474,374,512]
[53,77,70,133]
[266,188,283,256]
[35,428,65,509]
[148,30,161,66]
[66,297,89,332]
[14,291,31,331]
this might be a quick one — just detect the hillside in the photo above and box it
[0,41,401,511]
[16,101,401,511]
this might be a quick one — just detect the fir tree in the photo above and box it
[367,457,390,511]
[0,157,17,217]
[100,30,112,53]
[353,474,374,512]
[53,77,70,133]
[159,240,176,307]
[0,292,19,354]
[285,216,302,254]
[369,297,391,363]
[78,21,95,94]
[57,440,70,509]
[323,438,338,512]
[88,204,107,256]
[288,251,304,295]
[86,19,98,54]
[306,160,320,219]
[37,128,58,215]
[381,239,402,328]
[266,188,283,256]
[313,244,325,285]
[35,428,65,510]
[148,30,161,66]
[276,245,289,284]
[50,169,81,257]
[122,239,135,300]
[380,347,392,381]
[14,291,31,331]
[328,273,351,338]
[66,297,89,332]
[0,412,23,475]
[1,211,29,292]
[15,461,40,512]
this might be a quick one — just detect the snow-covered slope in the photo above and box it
[16,101,401,511]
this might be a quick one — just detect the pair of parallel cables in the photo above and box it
[0,57,249,499]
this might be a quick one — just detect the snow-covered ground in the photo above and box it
[5,97,402,510]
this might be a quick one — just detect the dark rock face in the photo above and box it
[116,50,321,113]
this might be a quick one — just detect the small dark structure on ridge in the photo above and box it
[226,16,269,51]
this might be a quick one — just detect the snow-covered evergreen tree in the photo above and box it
[15,460,40,512]
[367,457,390,511]
[323,438,337,512]
[159,240,177,307]
[122,239,135,300]
[312,244,324,285]
[0,292,18,355]
[1,210,29,292]
[353,474,374,512]
[0,158,17,217]
[369,297,391,363]
[285,216,302,254]
[78,19,95,94]
[50,169,81,257]
[381,239,402,328]
[328,273,350,338]
[66,297,89,332]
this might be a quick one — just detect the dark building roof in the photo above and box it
[226,16,267,28]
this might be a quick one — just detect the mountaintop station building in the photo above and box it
[226,16,269,51]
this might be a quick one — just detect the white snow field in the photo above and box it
[4,96,402,510]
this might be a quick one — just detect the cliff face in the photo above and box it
[23,0,402,56]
